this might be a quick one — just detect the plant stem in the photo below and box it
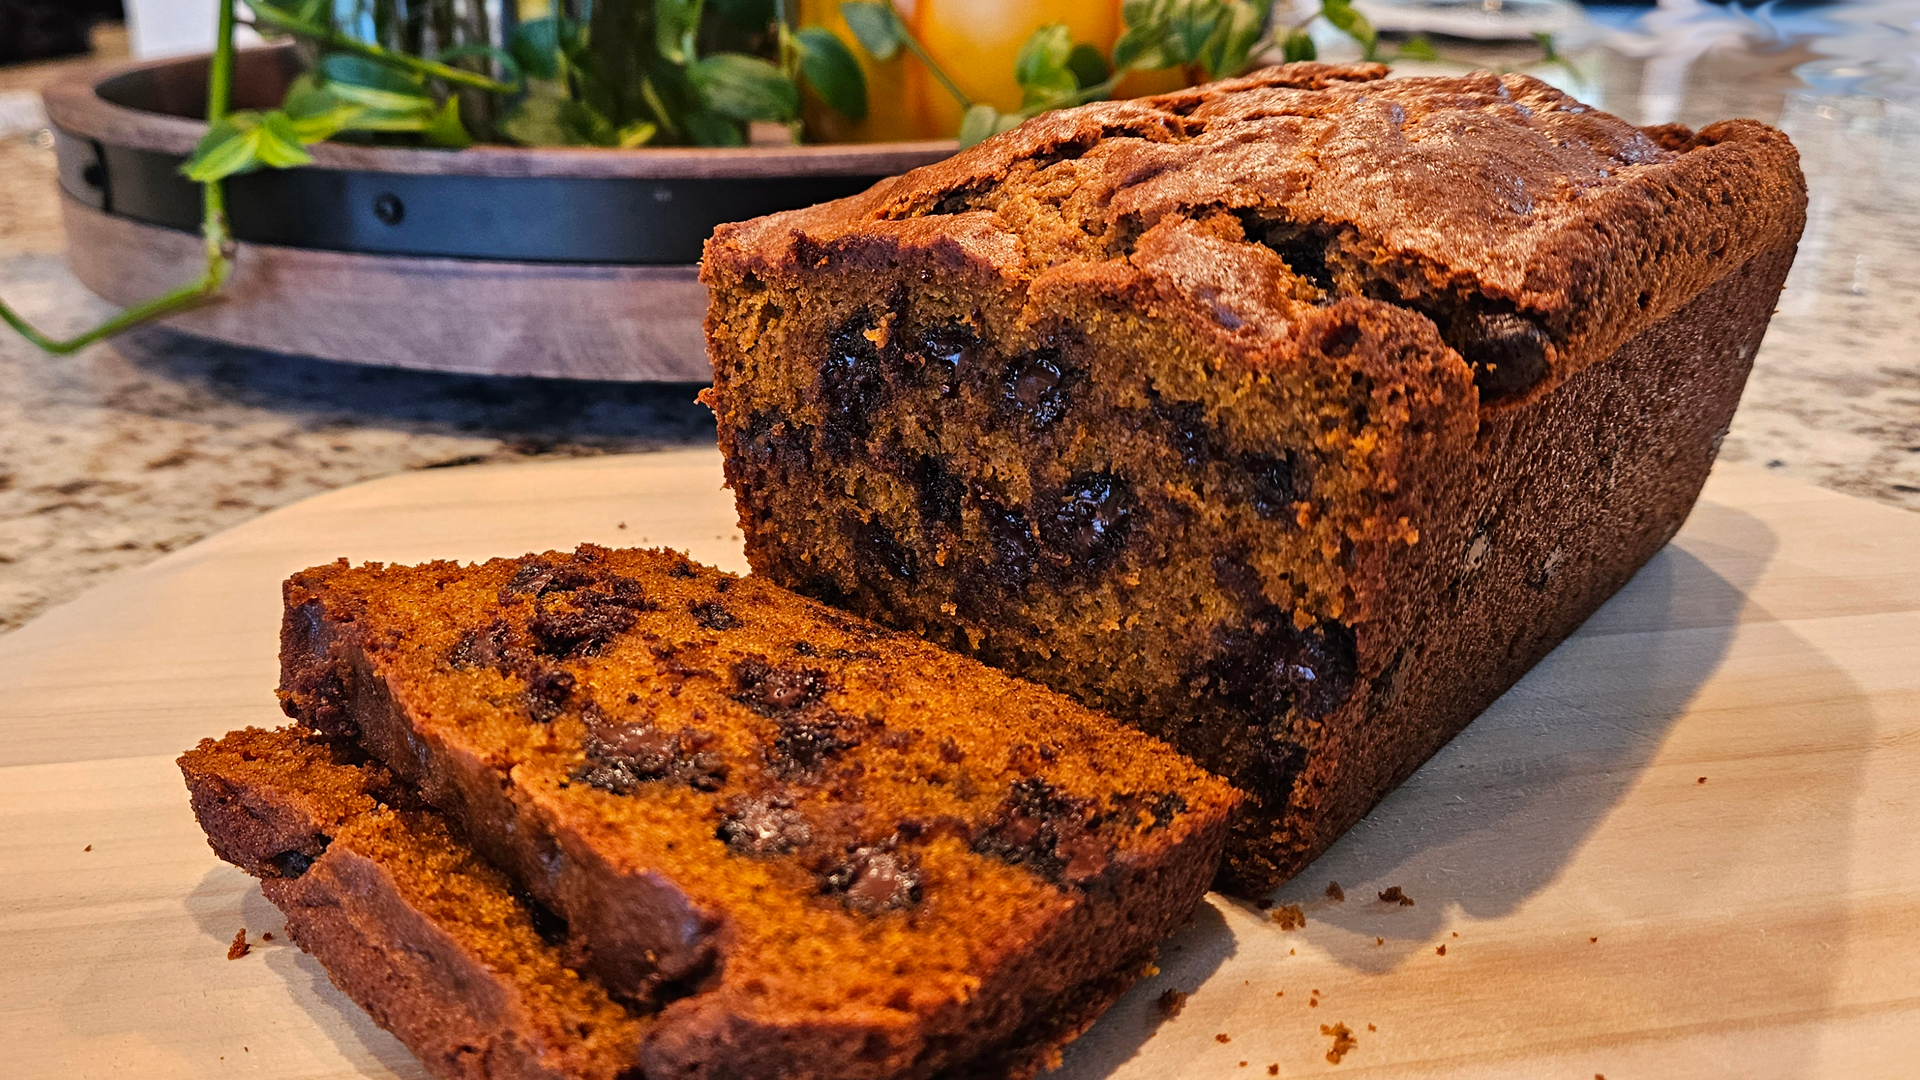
[245,0,518,92]
[887,5,971,109]
[1,0,237,355]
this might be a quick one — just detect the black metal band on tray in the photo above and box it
[52,130,889,266]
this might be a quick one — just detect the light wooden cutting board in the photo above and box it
[2,449,1916,1080]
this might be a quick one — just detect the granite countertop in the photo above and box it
[1,14,1916,635]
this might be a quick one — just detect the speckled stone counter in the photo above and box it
[1,19,1916,635]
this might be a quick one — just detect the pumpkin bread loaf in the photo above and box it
[698,62,1808,894]
[264,544,1239,1080]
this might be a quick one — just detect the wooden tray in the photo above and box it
[2,450,1915,1079]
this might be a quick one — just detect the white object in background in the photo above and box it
[1351,0,1587,42]
[125,0,264,59]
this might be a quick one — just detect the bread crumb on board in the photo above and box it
[1157,989,1188,1018]
[1322,1022,1358,1063]
[1215,1033,1232,1044]
[227,929,250,960]
[1271,904,1306,930]
[1378,886,1414,906]
[1325,881,1345,902]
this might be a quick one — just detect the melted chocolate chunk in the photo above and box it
[1001,349,1076,428]
[1042,472,1134,572]
[913,454,965,530]
[730,656,829,716]
[525,667,576,723]
[1237,451,1304,521]
[575,707,727,794]
[519,893,570,946]
[1321,321,1363,357]
[268,849,317,878]
[689,599,737,631]
[1210,553,1266,608]
[1152,398,1214,467]
[1457,311,1551,400]
[1205,609,1359,722]
[973,777,1109,887]
[447,619,518,671]
[718,793,813,856]
[917,324,977,395]
[1240,738,1309,808]
[981,499,1038,590]
[854,517,917,581]
[822,842,923,913]
[820,315,891,456]
[529,574,655,658]
[737,410,812,470]
[768,711,863,773]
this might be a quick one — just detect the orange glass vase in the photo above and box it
[802,0,1193,143]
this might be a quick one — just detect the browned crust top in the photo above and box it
[704,62,1805,402]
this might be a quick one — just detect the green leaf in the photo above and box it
[711,0,777,27]
[320,53,435,113]
[685,110,746,146]
[795,27,868,121]
[840,1,902,62]
[656,0,704,65]
[1395,33,1439,61]
[1013,24,1077,108]
[1166,1,1225,66]
[958,103,1001,148]
[1202,1,1268,79]
[252,110,317,168]
[509,17,578,81]
[616,120,659,148]
[421,96,473,148]
[688,53,801,122]
[279,87,361,142]
[1066,43,1111,90]
[181,114,267,182]
[1282,28,1316,63]
[1321,0,1377,58]
[433,43,523,86]
[498,84,570,145]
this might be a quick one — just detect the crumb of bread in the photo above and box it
[1271,904,1306,930]
[227,929,250,960]
[1378,886,1414,906]
[1215,1033,1231,1044]
[1322,1022,1358,1063]
[1157,989,1188,1018]
[1325,881,1344,902]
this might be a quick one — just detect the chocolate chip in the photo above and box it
[1203,609,1358,723]
[1001,349,1076,428]
[718,794,812,856]
[575,708,727,794]
[1458,311,1551,400]
[1237,452,1304,521]
[973,777,1109,887]
[982,499,1038,589]
[525,667,576,723]
[823,843,922,913]
[1152,398,1214,467]
[820,314,891,457]
[913,454,965,530]
[689,599,737,631]
[737,410,812,470]
[1237,213,1337,294]
[769,711,863,773]
[1211,553,1266,608]
[268,849,317,878]
[855,517,917,581]
[730,656,829,716]
[529,574,654,658]
[917,324,977,395]
[1042,472,1134,572]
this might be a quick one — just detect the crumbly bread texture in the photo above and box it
[181,726,1163,1080]
[181,727,648,1080]
[698,63,1807,894]
[272,545,1238,1080]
